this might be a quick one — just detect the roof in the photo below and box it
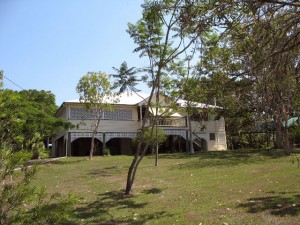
[65,92,149,106]
[287,117,299,127]
[176,99,220,109]
[253,117,299,132]
[55,92,221,117]
[64,92,220,108]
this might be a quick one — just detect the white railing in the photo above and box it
[148,116,187,127]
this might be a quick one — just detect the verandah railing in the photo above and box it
[147,116,187,127]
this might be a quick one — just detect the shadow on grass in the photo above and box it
[88,166,125,177]
[47,159,85,165]
[73,190,171,224]
[141,188,163,195]
[164,149,289,169]
[238,192,300,216]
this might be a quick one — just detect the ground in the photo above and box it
[31,149,300,225]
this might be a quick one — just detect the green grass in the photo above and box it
[31,149,300,224]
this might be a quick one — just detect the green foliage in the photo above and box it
[0,89,73,153]
[0,144,77,225]
[112,61,141,93]
[76,71,118,159]
[134,127,167,148]
[76,71,117,110]
[103,148,111,156]
[0,70,3,89]
[289,123,300,146]
[23,189,77,225]
[25,133,49,159]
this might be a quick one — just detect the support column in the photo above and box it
[103,132,106,151]
[67,132,71,156]
[186,130,189,153]
[140,106,143,127]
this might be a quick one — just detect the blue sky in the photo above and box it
[0,0,148,105]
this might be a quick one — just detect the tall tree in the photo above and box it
[124,0,223,195]
[182,1,300,152]
[220,3,300,154]
[76,72,117,160]
[0,70,3,88]
[112,61,141,94]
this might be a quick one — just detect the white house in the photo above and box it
[51,92,227,157]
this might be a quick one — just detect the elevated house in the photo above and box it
[51,92,227,157]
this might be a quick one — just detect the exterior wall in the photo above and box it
[69,120,140,133]
[66,104,139,133]
[59,108,67,119]
[191,116,227,151]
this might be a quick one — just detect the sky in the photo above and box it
[0,0,148,106]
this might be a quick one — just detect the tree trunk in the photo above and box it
[89,134,95,160]
[155,121,159,166]
[283,122,291,155]
[124,88,156,195]
[125,154,139,194]
[155,76,160,166]
[89,116,101,160]
[275,120,283,149]
[125,142,150,195]
[188,115,194,154]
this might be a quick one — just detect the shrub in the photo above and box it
[103,148,111,156]
[0,144,77,225]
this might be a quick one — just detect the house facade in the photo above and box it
[51,92,227,157]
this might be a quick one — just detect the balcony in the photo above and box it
[148,116,187,127]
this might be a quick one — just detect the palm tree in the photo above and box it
[112,61,141,94]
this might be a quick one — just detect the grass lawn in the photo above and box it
[31,149,300,225]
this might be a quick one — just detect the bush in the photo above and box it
[103,148,111,156]
[0,144,77,225]
[26,133,49,159]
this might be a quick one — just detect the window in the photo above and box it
[209,133,216,140]
[69,107,132,120]
[70,107,94,119]
[104,109,132,120]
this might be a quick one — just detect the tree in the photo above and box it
[216,2,300,154]
[0,144,77,225]
[124,0,222,195]
[0,89,72,156]
[76,72,117,159]
[179,1,300,153]
[0,70,3,88]
[0,79,77,223]
[112,61,141,94]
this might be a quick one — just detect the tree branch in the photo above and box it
[259,0,300,7]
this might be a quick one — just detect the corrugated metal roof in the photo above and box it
[65,92,149,105]
[63,92,220,108]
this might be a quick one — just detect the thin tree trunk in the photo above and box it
[125,141,150,194]
[89,116,101,160]
[283,121,291,155]
[275,120,283,149]
[125,87,156,195]
[155,74,160,166]
[155,120,159,166]
[188,115,194,154]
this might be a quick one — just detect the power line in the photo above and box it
[3,75,25,90]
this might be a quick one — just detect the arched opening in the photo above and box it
[71,138,103,156]
[106,138,134,155]
[193,138,208,151]
[159,135,187,153]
